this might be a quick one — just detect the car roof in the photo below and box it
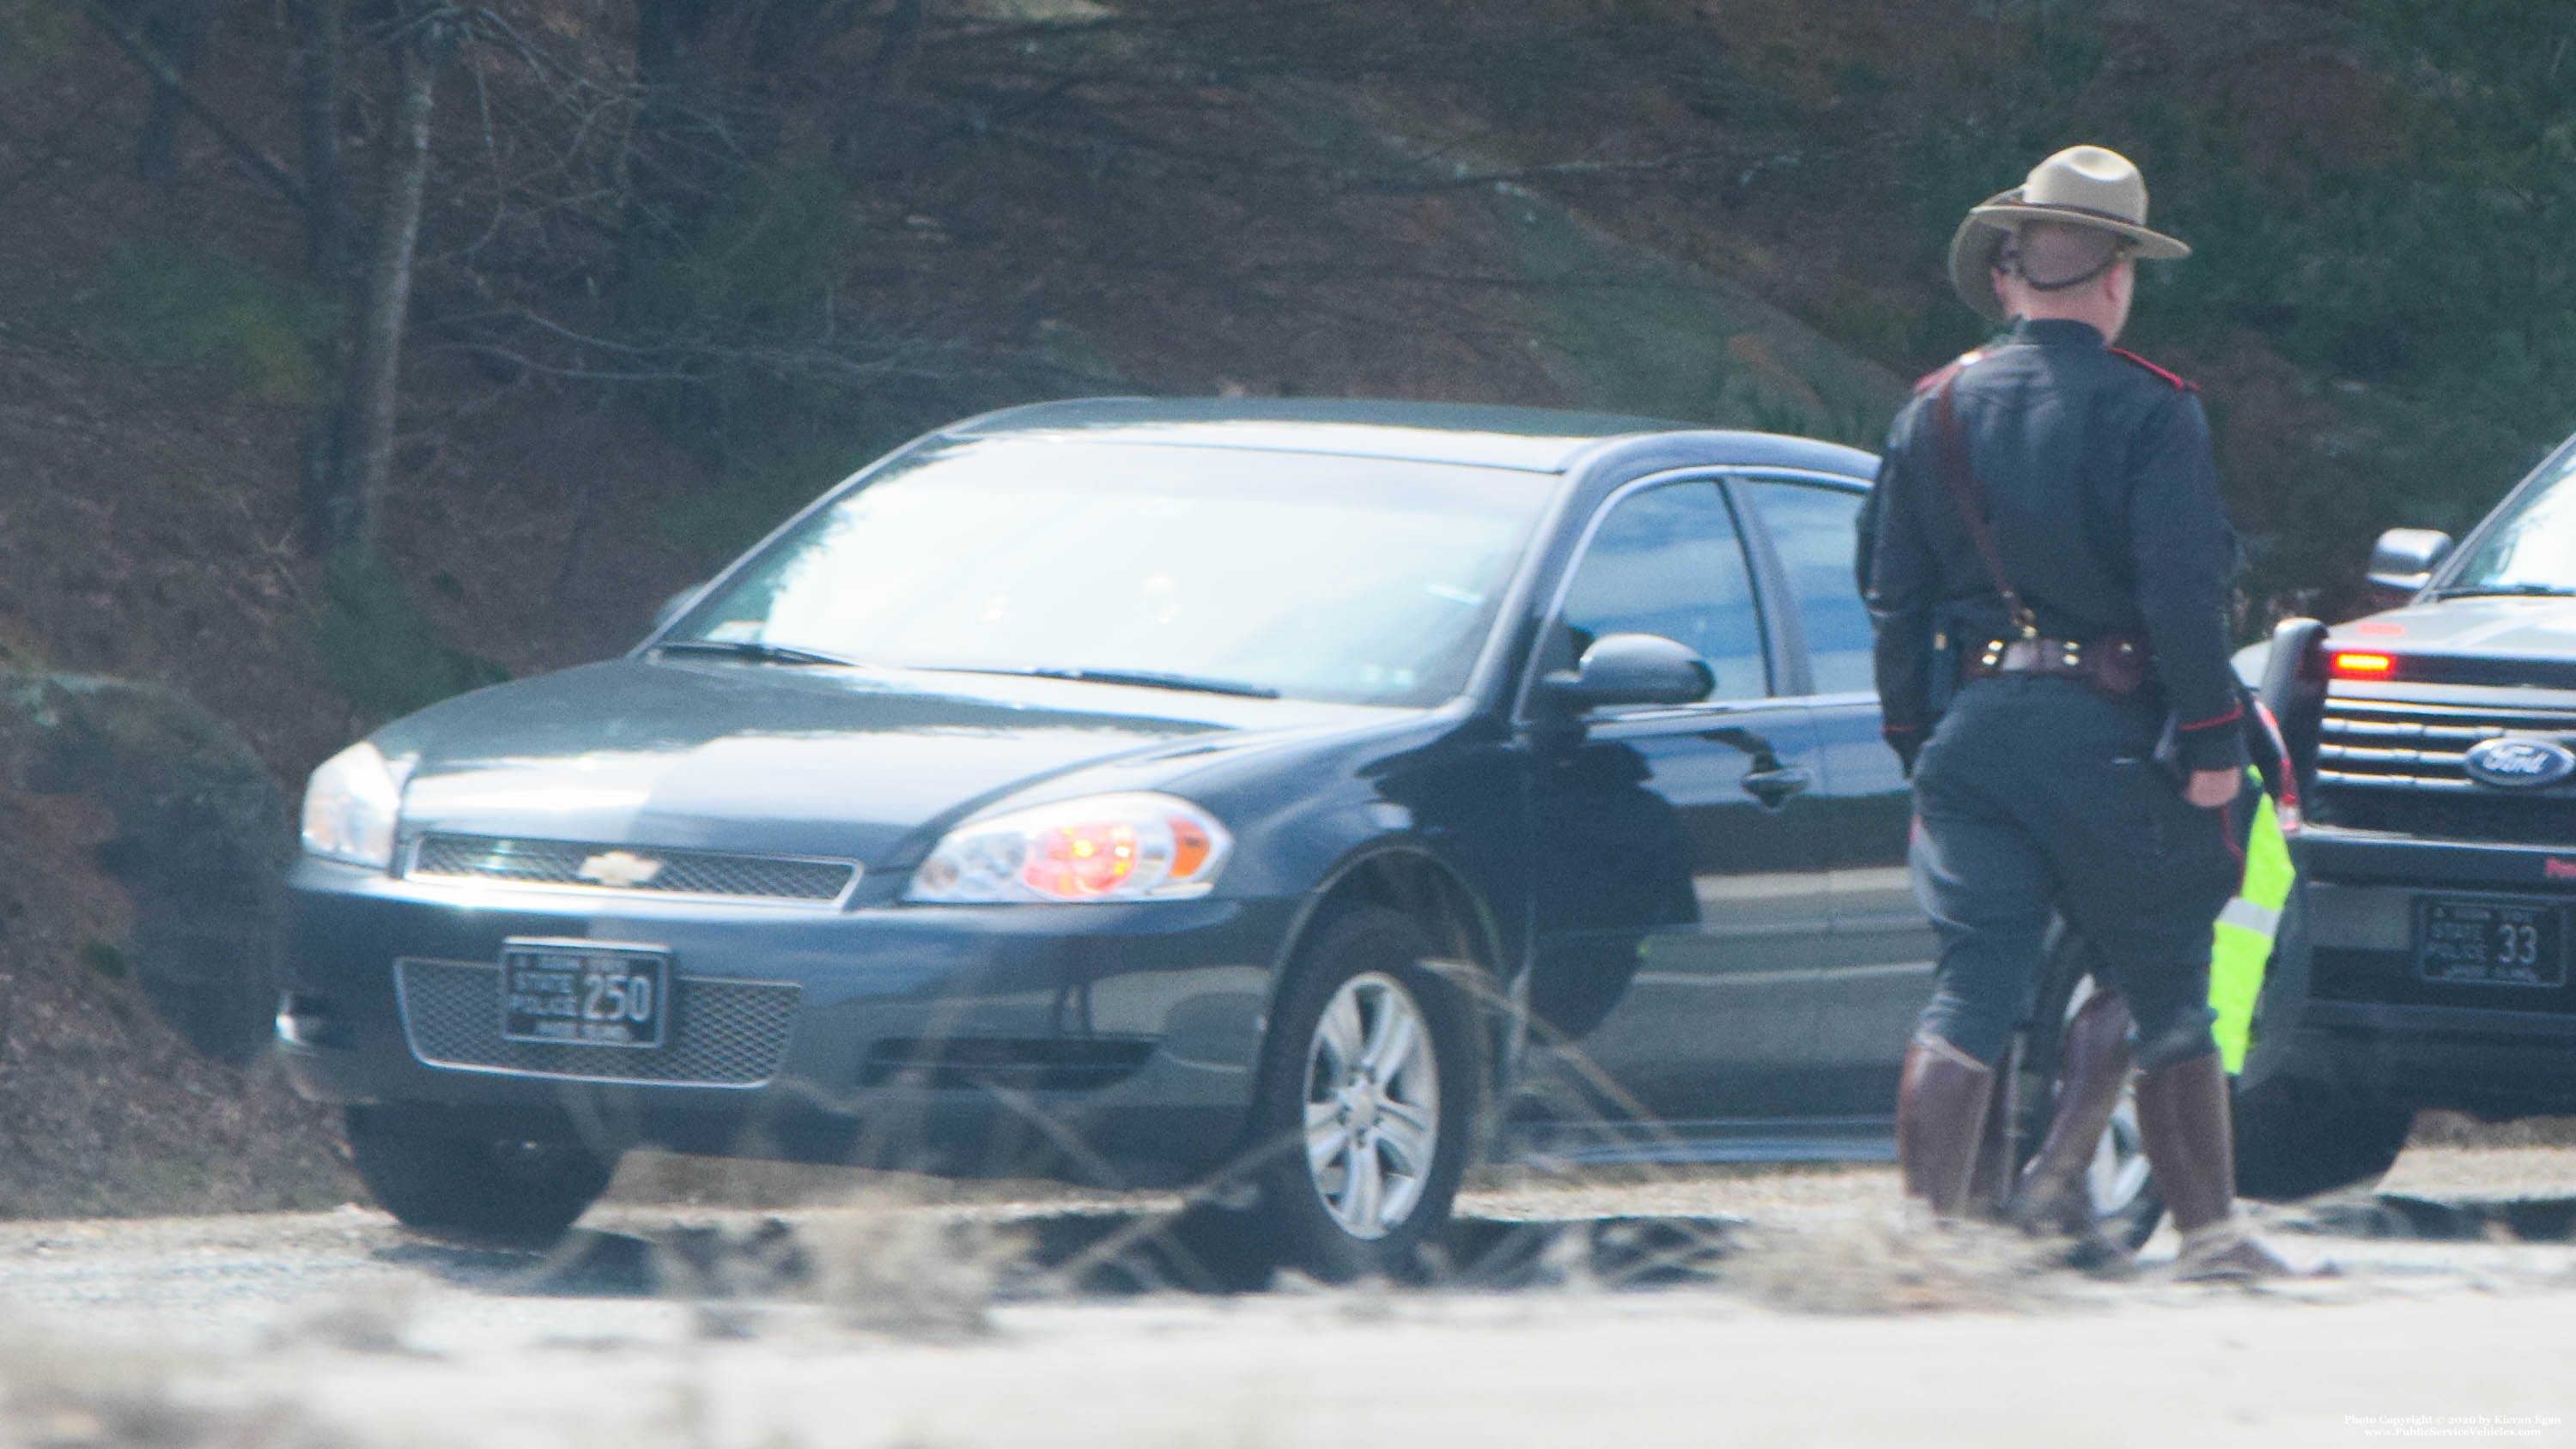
[940,397,1878,477]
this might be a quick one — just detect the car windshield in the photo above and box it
[2446,450,2576,594]
[665,437,1558,706]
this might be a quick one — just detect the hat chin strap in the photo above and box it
[1996,236,2125,294]
[2016,255,2118,292]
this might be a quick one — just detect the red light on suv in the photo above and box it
[2332,652,2396,677]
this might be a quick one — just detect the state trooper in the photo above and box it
[1859,145,2301,1278]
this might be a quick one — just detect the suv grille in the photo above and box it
[409,834,858,905]
[2315,697,2576,847]
[396,959,799,1086]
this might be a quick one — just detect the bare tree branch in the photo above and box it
[75,0,310,207]
[0,83,121,208]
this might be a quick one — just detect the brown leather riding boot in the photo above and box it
[2130,1050,2310,1280]
[2004,988,2134,1264]
[1896,1034,1996,1223]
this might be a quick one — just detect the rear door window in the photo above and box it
[1736,479,1875,697]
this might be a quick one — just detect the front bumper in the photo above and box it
[279,858,1297,1185]
[2269,829,2576,1116]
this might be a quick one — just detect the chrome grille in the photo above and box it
[396,959,799,1087]
[2315,696,2576,846]
[410,834,857,905]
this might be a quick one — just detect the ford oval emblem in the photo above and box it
[2463,737,2576,790]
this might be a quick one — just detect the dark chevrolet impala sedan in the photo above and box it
[281,398,1935,1275]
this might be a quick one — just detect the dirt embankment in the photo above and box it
[0,671,349,1218]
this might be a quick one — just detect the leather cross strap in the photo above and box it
[1933,375,2042,641]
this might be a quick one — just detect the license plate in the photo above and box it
[2414,898,2567,989]
[501,943,671,1046]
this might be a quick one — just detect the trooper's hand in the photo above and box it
[2183,767,2239,809]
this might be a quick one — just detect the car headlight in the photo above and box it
[907,792,1233,904]
[300,741,406,869]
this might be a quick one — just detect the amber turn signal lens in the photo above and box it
[1168,816,1212,880]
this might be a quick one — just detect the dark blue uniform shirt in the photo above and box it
[1860,318,2251,774]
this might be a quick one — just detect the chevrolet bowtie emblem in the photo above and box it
[575,850,666,888]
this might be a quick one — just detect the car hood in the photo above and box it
[2236,596,2576,690]
[380,658,1395,865]
[2330,595,2576,659]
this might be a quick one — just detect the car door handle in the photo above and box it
[1740,766,1813,807]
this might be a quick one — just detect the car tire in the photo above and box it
[1998,931,2165,1252]
[345,1106,616,1242]
[1235,905,1484,1282]
[2231,1076,2411,1202]
[2230,891,2413,1201]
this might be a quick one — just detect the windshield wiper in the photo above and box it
[654,639,860,667]
[2432,583,2576,599]
[924,664,1282,699]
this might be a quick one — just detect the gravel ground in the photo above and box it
[2379,1144,2576,1200]
[3,1147,2574,1446]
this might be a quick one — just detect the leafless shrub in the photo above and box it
[641,1216,811,1339]
[1726,1217,2073,1316]
[796,1205,1024,1339]
[0,1323,332,1447]
[265,1278,427,1355]
[635,1199,1024,1340]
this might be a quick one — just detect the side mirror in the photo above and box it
[654,582,708,632]
[2365,528,2453,601]
[1540,633,1716,710]
[2258,616,2330,786]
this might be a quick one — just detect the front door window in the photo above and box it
[1558,480,1769,700]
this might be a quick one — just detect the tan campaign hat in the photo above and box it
[1947,145,2190,320]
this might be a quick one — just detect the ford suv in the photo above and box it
[2239,430,2576,1196]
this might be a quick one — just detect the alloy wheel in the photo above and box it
[1301,971,1441,1240]
[2086,1094,2154,1216]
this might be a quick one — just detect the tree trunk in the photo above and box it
[293,0,347,282]
[623,0,723,302]
[319,9,441,562]
[839,0,920,167]
[132,0,212,184]
[291,0,349,549]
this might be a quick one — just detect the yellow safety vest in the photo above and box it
[2209,781,2294,1074]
